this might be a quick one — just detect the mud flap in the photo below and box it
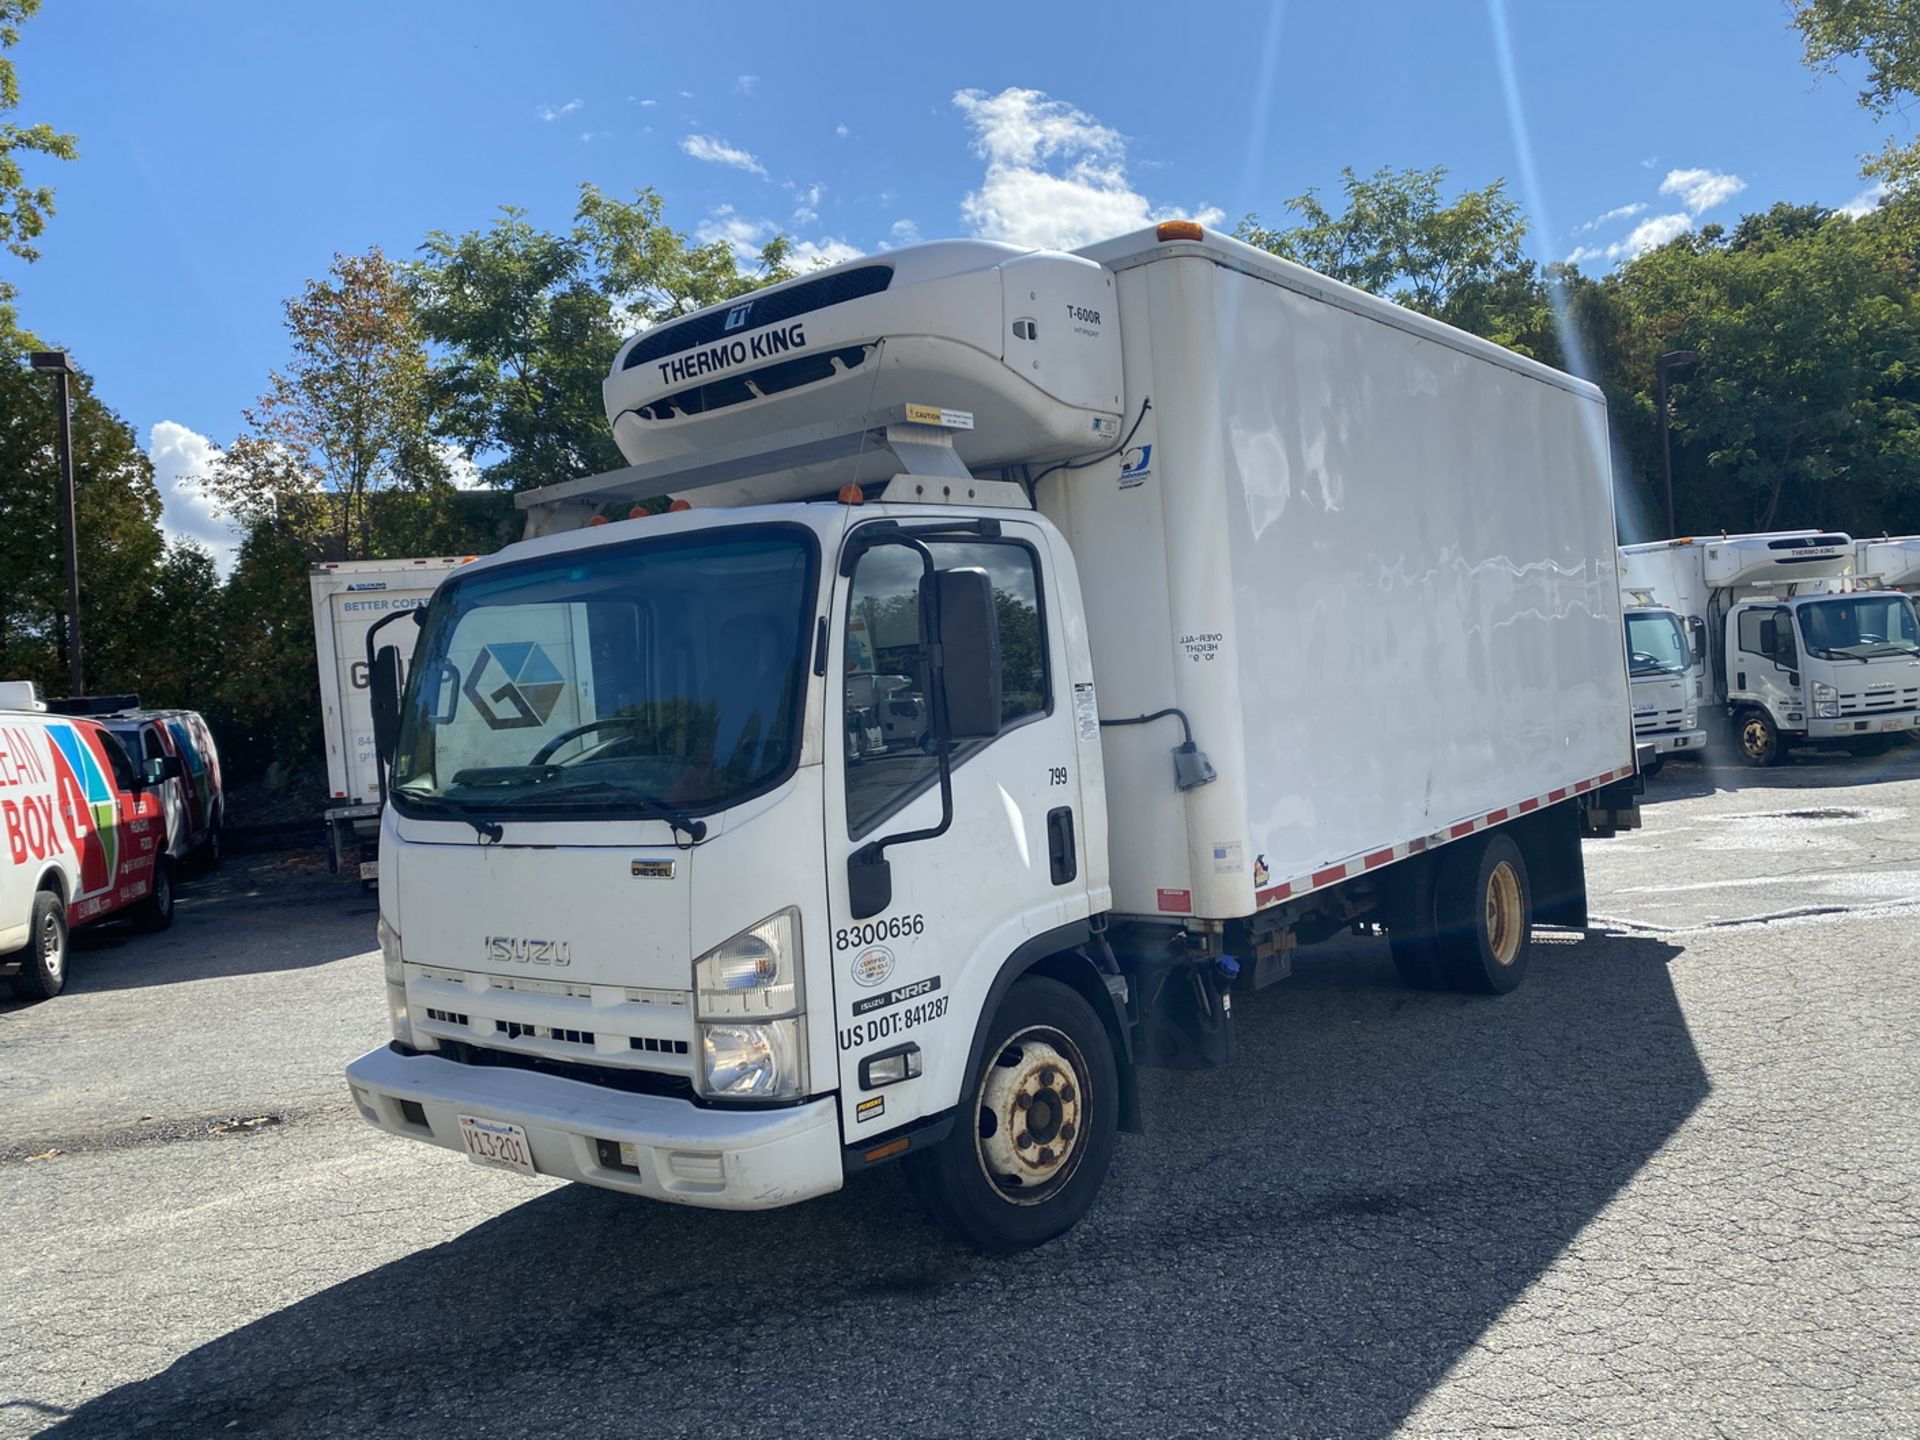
[1128,955,1235,1069]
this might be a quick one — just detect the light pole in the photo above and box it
[30,350,84,696]
[1656,349,1700,539]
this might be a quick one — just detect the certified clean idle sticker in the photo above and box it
[850,945,894,987]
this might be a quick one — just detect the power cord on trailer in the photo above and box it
[1025,396,1153,505]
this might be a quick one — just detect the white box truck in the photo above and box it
[1619,585,1707,773]
[309,558,472,879]
[1855,535,1920,594]
[1621,533,1920,764]
[345,225,1639,1252]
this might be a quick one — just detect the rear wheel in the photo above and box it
[1435,832,1533,995]
[201,820,223,870]
[1738,708,1785,767]
[131,859,175,933]
[9,890,69,1002]
[904,976,1118,1254]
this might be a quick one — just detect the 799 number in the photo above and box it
[836,914,926,950]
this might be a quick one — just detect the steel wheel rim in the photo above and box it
[40,910,62,977]
[974,1026,1089,1206]
[1742,720,1770,758]
[1486,860,1523,967]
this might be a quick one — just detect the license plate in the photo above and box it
[458,1115,537,1177]
[1881,717,1907,732]
[358,860,379,880]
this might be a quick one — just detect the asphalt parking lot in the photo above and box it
[4,751,1919,1439]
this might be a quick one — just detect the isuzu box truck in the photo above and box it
[1619,590,1706,774]
[309,558,472,880]
[345,224,1639,1252]
[1621,533,1920,764]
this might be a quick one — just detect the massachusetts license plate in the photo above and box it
[458,1115,537,1177]
[1881,718,1907,732]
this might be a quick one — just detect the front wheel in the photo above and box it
[8,891,69,1001]
[904,976,1118,1254]
[1738,709,1785,767]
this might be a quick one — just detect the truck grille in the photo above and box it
[1633,708,1686,735]
[406,968,694,1073]
[1838,686,1920,713]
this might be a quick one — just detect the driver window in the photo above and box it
[1737,609,1775,658]
[842,537,1048,837]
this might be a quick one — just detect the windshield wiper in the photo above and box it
[401,792,505,843]
[496,777,709,844]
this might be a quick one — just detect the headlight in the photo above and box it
[693,910,806,1098]
[1813,681,1839,718]
[694,908,801,1020]
[378,915,434,1051]
[700,1019,806,1098]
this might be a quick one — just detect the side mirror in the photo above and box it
[920,567,1001,742]
[371,644,404,765]
[1689,617,1707,668]
[141,757,169,786]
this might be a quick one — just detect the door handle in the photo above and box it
[1047,806,1076,886]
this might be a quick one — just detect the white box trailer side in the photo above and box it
[309,558,471,876]
[1050,235,1634,919]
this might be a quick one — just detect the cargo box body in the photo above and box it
[1048,233,1635,921]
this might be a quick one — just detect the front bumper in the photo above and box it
[344,1045,843,1210]
[1804,711,1920,740]
[1637,726,1707,757]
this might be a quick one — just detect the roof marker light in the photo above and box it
[668,499,693,512]
[837,484,865,506]
[1157,220,1205,243]
[587,516,611,527]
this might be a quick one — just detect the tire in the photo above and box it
[1737,708,1785,767]
[1845,736,1894,759]
[904,976,1119,1254]
[131,859,175,933]
[201,821,223,871]
[1434,832,1533,995]
[1640,755,1665,779]
[1384,858,1447,991]
[9,890,69,1002]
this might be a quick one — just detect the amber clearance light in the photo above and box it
[1156,220,1205,243]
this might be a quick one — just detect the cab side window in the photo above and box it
[1737,608,1775,657]
[142,727,166,763]
[842,536,1048,837]
[98,730,140,793]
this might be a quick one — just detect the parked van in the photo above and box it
[48,696,226,867]
[1,681,173,1000]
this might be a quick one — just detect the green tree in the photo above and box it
[412,185,792,492]
[1795,0,1920,192]
[0,0,76,334]
[0,345,169,696]
[208,247,445,561]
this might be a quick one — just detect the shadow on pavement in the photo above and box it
[1643,742,1920,803]
[44,928,1702,1439]
[3,853,376,1009]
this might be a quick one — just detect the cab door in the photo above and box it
[137,724,189,858]
[823,517,1093,1143]
[1730,603,1800,724]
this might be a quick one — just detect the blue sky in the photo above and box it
[5,0,1894,567]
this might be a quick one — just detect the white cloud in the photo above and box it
[835,123,849,140]
[636,98,657,107]
[697,207,860,273]
[888,218,922,247]
[680,133,767,178]
[579,130,613,143]
[734,74,759,96]
[952,87,1222,250]
[1841,180,1890,218]
[147,422,243,577]
[678,89,694,99]
[534,99,582,122]
[1573,201,1646,235]
[788,180,824,225]
[1659,167,1746,216]
[1567,211,1693,266]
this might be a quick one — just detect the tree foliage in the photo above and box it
[411,185,793,492]
[0,0,75,334]
[1794,0,1920,191]
[207,248,444,561]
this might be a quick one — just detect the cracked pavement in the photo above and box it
[3,750,1918,1438]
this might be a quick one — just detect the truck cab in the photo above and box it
[1622,596,1705,772]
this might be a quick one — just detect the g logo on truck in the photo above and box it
[485,936,572,967]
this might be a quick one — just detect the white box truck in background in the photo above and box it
[1622,533,1920,764]
[1855,536,1920,594]
[309,558,471,880]
[1619,584,1707,773]
[345,224,1639,1253]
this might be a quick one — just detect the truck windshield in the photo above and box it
[1796,594,1920,659]
[1624,611,1690,675]
[390,527,817,821]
